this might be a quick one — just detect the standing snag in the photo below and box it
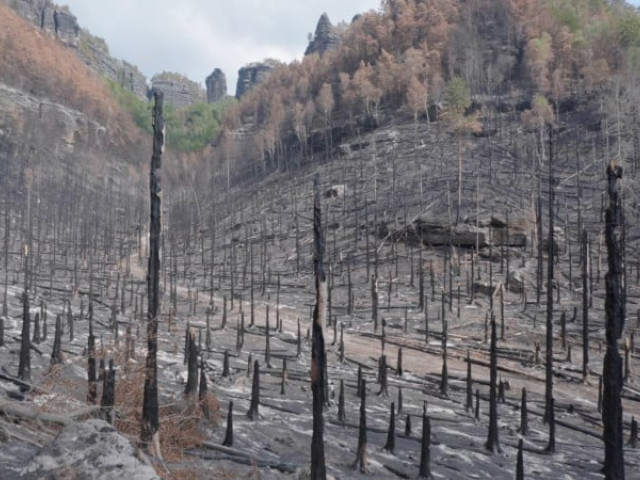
[354,379,367,472]
[310,177,327,480]
[141,92,164,458]
[247,359,260,420]
[18,290,31,381]
[383,402,396,453]
[222,401,234,447]
[419,413,431,479]
[602,163,625,479]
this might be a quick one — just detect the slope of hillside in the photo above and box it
[0,4,149,168]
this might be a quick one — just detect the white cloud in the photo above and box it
[62,0,380,94]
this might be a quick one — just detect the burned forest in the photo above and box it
[1,0,640,479]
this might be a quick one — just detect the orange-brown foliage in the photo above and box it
[0,5,146,150]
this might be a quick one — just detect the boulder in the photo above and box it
[20,419,159,480]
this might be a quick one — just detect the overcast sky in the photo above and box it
[62,0,381,95]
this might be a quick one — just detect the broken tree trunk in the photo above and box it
[419,413,431,479]
[354,379,367,472]
[141,91,164,458]
[545,128,555,424]
[485,315,500,452]
[602,163,625,480]
[310,177,327,480]
[222,401,234,447]
[18,290,31,382]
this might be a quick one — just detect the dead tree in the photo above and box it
[100,360,116,424]
[383,402,396,453]
[18,290,31,381]
[141,92,164,457]
[354,379,367,472]
[87,313,97,404]
[185,328,199,398]
[544,128,555,424]
[582,229,589,382]
[602,163,625,480]
[519,387,528,435]
[485,315,500,452]
[546,396,555,453]
[50,314,63,366]
[199,357,209,419]
[419,413,431,479]
[247,360,260,420]
[466,351,473,412]
[310,177,328,480]
[516,439,524,480]
[222,401,234,446]
[337,379,346,424]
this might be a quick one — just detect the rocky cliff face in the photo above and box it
[1,0,80,46]
[305,13,341,56]
[77,32,148,100]
[151,73,204,109]
[2,0,148,101]
[206,68,227,103]
[0,82,106,162]
[235,60,279,99]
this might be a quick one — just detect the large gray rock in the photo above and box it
[305,13,341,56]
[235,60,279,99]
[76,31,149,101]
[20,419,159,480]
[3,0,80,46]
[206,68,227,103]
[151,73,204,109]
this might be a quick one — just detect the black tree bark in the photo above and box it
[602,163,625,480]
[310,177,327,480]
[141,92,164,457]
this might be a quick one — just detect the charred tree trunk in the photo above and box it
[602,163,625,480]
[141,92,164,456]
[419,413,431,479]
[485,314,500,452]
[383,402,396,453]
[310,178,327,480]
[354,379,367,472]
[582,229,589,382]
[516,439,524,480]
[222,401,234,446]
[50,314,63,366]
[18,291,31,381]
[544,128,555,424]
[247,360,260,420]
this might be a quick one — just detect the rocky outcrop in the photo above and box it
[235,60,279,99]
[77,32,148,100]
[379,216,527,249]
[151,73,204,109]
[206,68,227,103]
[2,0,148,100]
[0,82,106,160]
[19,419,159,480]
[305,13,341,56]
[1,1,80,46]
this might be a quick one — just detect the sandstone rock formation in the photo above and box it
[2,0,80,46]
[151,72,205,109]
[305,13,341,56]
[2,0,148,101]
[19,419,159,480]
[235,60,279,99]
[206,68,227,103]
[77,32,149,100]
